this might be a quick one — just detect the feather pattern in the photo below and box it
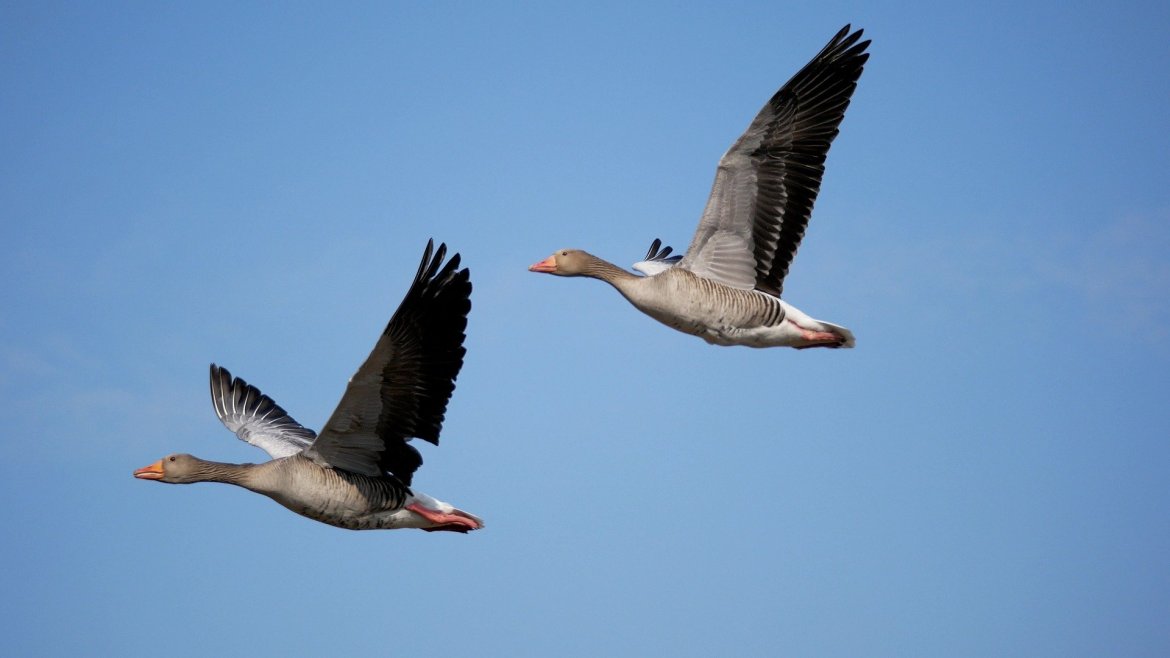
[679,25,870,296]
[529,26,866,350]
[632,238,683,276]
[306,240,471,484]
[136,240,482,532]
[209,364,317,460]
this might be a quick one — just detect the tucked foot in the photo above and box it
[406,502,483,532]
[794,329,848,349]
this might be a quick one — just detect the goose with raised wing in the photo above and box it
[530,26,868,349]
[134,241,482,532]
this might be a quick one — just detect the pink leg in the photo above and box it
[794,328,845,349]
[786,319,845,349]
[406,503,483,532]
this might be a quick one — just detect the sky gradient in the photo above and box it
[2,2,1169,656]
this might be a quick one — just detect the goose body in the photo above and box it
[134,241,482,533]
[544,251,853,348]
[530,26,869,350]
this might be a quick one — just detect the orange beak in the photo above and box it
[133,460,165,480]
[529,255,557,273]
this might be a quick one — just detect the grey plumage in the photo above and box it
[135,240,482,532]
[681,25,870,297]
[531,26,867,349]
[210,364,317,459]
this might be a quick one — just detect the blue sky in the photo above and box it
[2,1,1169,656]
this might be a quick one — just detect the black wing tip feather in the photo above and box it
[209,363,273,420]
[209,362,241,399]
[392,239,473,332]
[643,238,682,263]
[762,25,871,126]
[644,238,664,260]
[829,24,866,51]
[208,363,317,447]
[376,238,472,455]
[209,363,237,415]
[644,238,670,260]
[748,25,871,296]
[415,238,470,293]
[414,239,472,446]
[806,25,870,79]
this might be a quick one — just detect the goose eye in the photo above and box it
[168,456,176,462]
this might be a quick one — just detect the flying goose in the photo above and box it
[530,26,868,349]
[134,241,482,532]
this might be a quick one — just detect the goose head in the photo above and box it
[133,453,211,484]
[528,249,595,276]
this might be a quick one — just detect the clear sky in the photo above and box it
[2,2,1168,656]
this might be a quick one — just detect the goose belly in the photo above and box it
[291,502,420,531]
[706,320,811,347]
[626,275,785,344]
[260,464,413,530]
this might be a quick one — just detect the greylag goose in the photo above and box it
[530,25,868,349]
[134,241,482,532]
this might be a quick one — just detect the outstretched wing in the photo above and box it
[209,364,317,460]
[632,238,683,276]
[679,25,870,296]
[305,240,471,486]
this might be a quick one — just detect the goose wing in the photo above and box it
[678,25,870,296]
[305,240,471,486]
[632,238,683,276]
[209,364,317,460]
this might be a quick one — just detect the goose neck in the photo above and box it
[582,255,638,287]
[189,458,260,488]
